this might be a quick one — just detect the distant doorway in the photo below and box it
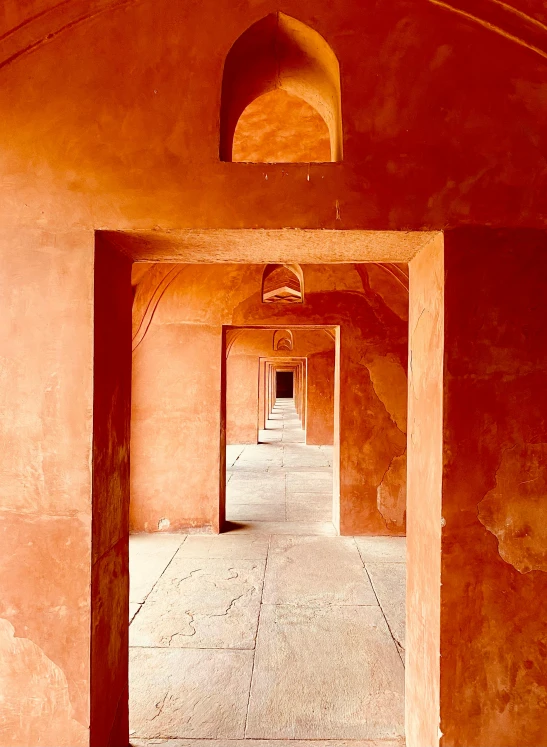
[276,370,294,398]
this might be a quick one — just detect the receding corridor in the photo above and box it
[128,397,406,745]
[226,397,335,534]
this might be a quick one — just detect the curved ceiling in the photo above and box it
[1,0,547,230]
[3,0,547,71]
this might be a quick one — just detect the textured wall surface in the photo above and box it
[2,1,547,231]
[440,229,547,747]
[0,229,94,746]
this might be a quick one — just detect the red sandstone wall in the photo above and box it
[1,1,546,231]
[406,233,444,747]
[306,349,335,445]
[440,229,547,747]
[131,322,223,533]
[0,229,94,746]
[2,4,547,744]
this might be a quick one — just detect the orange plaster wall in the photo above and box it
[306,349,335,445]
[226,353,260,444]
[131,262,408,536]
[2,0,547,232]
[406,233,444,747]
[131,322,223,533]
[0,229,94,746]
[2,5,547,745]
[439,229,547,747]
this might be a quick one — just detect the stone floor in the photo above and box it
[225,398,336,535]
[129,399,406,746]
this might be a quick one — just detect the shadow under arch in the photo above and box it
[219,11,342,162]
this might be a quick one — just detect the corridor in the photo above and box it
[226,397,335,533]
[128,396,406,745]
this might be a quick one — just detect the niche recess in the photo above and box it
[262,265,304,304]
[273,329,294,351]
[220,12,342,163]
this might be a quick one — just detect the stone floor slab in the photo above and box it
[227,488,286,505]
[177,534,270,559]
[131,739,406,746]
[259,429,283,442]
[263,536,376,607]
[225,521,337,536]
[283,452,331,468]
[228,471,285,484]
[286,471,333,493]
[287,491,333,506]
[130,557,264,649]
[286,492,333,522]
[129,533,187,603]
[227,503,286,522]
[367,563,406,652]
[129,603,142,623]
[354,537,406,563]
[245,604,405,740]
[130,647,253,739]
[226,445,245,466]
[285,503,332,522]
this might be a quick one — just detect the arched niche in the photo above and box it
[220,12,342,163]
[232,89,331,163]
[262,264,304,304]
[273,329,294,351]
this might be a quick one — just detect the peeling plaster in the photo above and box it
[478,443,547,573]
[377,453,407,529]
[0,618,88,746]
[367,354,408,434]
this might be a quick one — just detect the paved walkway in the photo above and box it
[129,398,406,746]
[225,398,336,534]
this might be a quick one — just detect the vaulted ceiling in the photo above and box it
[1,0,546,231]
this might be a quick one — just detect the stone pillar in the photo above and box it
[268,362,275,414]
[226,353,259,444]
[0,229,93,747]
[91,235,133,746]
[131,321,224,533]
[407,229,547,747]
[300,360,307,428]
[0,229,131,747]
[294,364,301,415]
[258,358,267,430]
[306,349,335,445]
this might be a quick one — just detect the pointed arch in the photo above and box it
[219,12,342,163]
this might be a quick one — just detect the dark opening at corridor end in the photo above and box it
[276,370,294,398]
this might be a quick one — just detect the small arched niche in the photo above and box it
[273,329,294,351]
[220,12,342,163]
[262,264,303,304]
